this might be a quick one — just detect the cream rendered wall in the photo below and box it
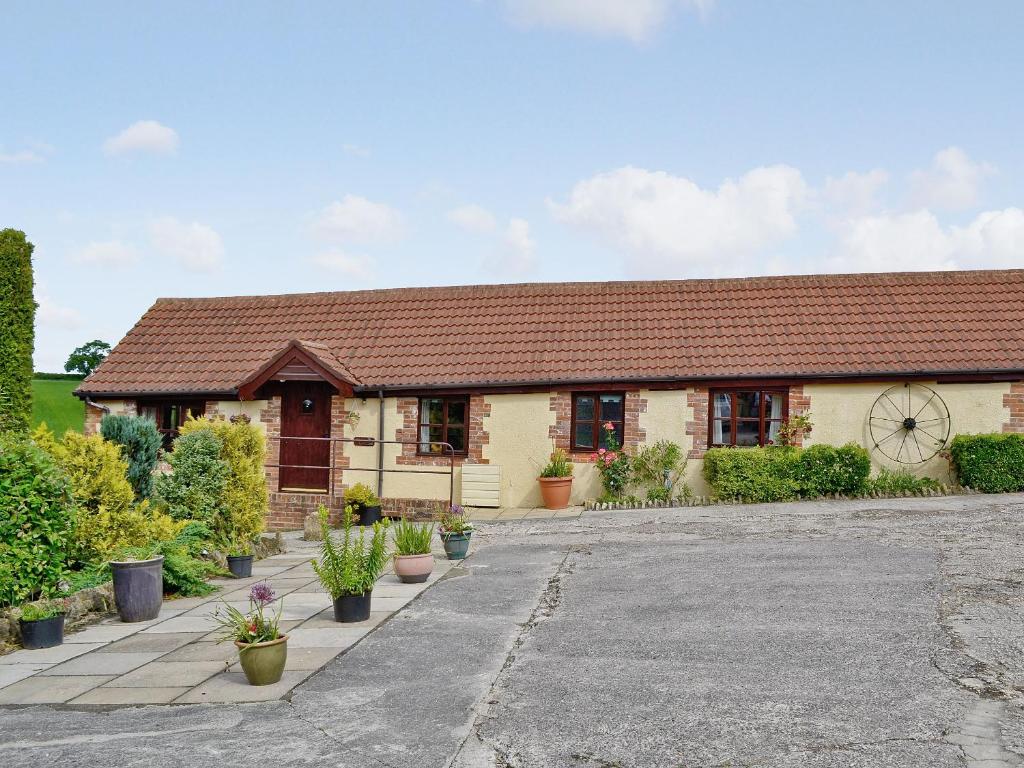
[804,381,1010,482]
[637,388,711,497]
[210,400,267,431]
[342,396,385,492]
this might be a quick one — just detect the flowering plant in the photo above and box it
[539,448,574,478]
[212,581,283,646]
[592,422,631,498]
[438,503,474,536]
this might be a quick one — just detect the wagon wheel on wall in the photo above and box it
[868,383,951,464]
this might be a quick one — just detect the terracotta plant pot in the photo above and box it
[235,634,288,686]
[333,592,372,623]
[440,532,471,560]
[393,553,433,584]
[19,615,65,650]
[110,556,164,622]
[538,476,573,509]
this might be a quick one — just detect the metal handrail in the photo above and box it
[265,435,455,509]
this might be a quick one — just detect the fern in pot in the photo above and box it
[393,519,436,583]
[312,504,389,623]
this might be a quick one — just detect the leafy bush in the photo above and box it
[179,416,267,546]
[0,229,35,434]
[394,518,435,555]
[631,440,689,501]
[114,522,223,597]
[950,433,1024,493]
[593,423,631,498]
[0,435,74,605]
[101,414,161,498]
[156,429,229,530]
[867,468,942,495]
[703,446,802,503]
[313,505,389,598]
[797,443,871,496]
[539,448,574,478]
[343,482,380,508]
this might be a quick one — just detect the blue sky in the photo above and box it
[3,1,1023,370]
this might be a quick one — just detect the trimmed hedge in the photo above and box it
[0,229,35,433]
[703,443,871,503]
[950,434,1024,493]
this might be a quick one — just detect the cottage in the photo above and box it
[76,269,1024,529]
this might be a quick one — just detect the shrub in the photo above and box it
[101,414,161,499]
[592,422,631,498]
[540,448,574,478]
[0,229,35,434]
[179,416,268,546]
[156,429,229,531]
[0,435,74,605]
[313,505,389,598]
[797,443,871,496]
[703,446,802,503]
[631,440,689,501]
[867,468,942,495]
[343,482,380,508]
[950,433,1024,493]
[113,522,222,597]
[394,519,435,555]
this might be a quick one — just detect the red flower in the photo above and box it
[597,448,606,455]
[603,421,614,431]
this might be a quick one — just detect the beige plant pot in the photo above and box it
[538,476,573,509]
[393,553,434,584]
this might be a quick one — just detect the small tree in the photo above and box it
[0,229,36,433]
[64,340,111,377]
[100,415,162,499]
[155,429,229,532]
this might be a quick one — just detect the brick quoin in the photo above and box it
[1003,382,1024,433]
[395,395,490,466]
[787,384,812,447]
[549,389,647,460]
[685,387,710,459]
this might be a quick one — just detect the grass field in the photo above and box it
[31,378,85,435]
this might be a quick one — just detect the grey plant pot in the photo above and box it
[110,556,164,622]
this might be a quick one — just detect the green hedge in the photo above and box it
[703,443,871,503]
[950,434,1024,493]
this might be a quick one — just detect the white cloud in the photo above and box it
[448,204,498,233]
[311,195,404,244]
[550,164,807,275]
[0,140,54,165]
[311,250,374,280]
[71,240,138,266]
[831,207,1024,272]
[503,217,536,271]
[504,0,713,41]
[103,120,179,156]
[908,146,995,212]
[823,169,889,215]
[149,217,224,272]
[37,294,83,330]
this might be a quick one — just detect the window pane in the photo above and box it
[713,418,731,445]
[713,393,731,419]
[574,423,594,449]
[736,421,760,446]
[421,398,444,425]
[766,420,782,445]
[765,392,783,420]
[420,424,444,452]
[598,423,624,449]
[446,427,465,453]
[575,395,594,422]
[599,394,624,421]
[736,391,760,418]
[447,400,467,426]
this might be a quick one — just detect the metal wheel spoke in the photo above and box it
[883,393,906,418]
[915,418,946,424]
[896,431,910,462]
[916,425,944,444]
[876,426,904,446]
[870,416,902,424]
[870,384,948,464]
[913,392,937,420]
[910,430,926,462]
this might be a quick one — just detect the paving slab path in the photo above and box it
[2,494,1024,767]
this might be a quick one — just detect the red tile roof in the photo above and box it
[78,269,1024,396]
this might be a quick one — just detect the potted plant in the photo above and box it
[312,504,389,623]
[109,547,164,623]
[344,482,383,526]
[393,519,435,583]
[212,582,287,686]
[538,448,574,509]
[19,600,66,650]
[438,504,474,560]
[226,535,254,579]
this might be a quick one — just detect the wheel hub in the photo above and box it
[902,416,917,430]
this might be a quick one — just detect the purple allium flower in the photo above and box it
[449,503,465,517]
[249,581,275,607]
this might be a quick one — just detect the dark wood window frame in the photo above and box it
[417,395,469,456]
[136,399,206,450]
[708,388,789,448]
[570,392,626,451]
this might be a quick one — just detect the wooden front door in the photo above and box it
[279,382,333,493]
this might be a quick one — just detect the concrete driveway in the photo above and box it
[2,494,1024,767]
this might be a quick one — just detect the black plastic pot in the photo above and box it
[333,591,372,623]
[227,555,254,578]
[110,556,164,622]
[20,614,65,650]
[359,505,382,526]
